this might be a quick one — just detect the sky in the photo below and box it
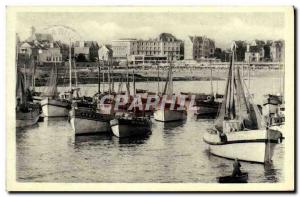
[16,11,285,49]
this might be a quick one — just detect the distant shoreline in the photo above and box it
[24,66,284,87]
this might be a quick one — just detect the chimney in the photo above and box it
[246,44,250,52]
[31,26,36,36]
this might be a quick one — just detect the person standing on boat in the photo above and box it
[232,158,242,177]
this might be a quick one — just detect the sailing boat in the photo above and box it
[16,68,40,127]
[203,42,283,163]
[16,38,40,127]
[154,59,187,122]
[40,60,71,117]
[110,67,152,138]
[194,67,221,118]
[70,59,113,135]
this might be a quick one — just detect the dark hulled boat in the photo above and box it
[217,172,248,183]
[110,114,152,138]
[194,96,221,118]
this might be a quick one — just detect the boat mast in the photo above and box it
[169,58,173,96]
[210,65,214,96]
[229,42,236,119]
[111,58,115,93]
[102,63,105,92]
[126,55,130,95]
[31,55,36,92]
[216,68,219,94]
[108,59,111,94]
[97,58,101,94]
[248,56,251,91]
[23,63,27,91]
[73,58,78,87]
[157,62,160,94]
[69,40,72,91]
[166,53,174,96]
[133,69,136,95]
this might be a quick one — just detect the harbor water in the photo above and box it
[16,78,285,183]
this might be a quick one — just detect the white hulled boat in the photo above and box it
[154,60,187,122]
[40,63,71,117]
[41,42,77,117]
[70,101,113,135]
[203,42,283,164]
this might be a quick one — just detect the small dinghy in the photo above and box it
[217,172,248,183]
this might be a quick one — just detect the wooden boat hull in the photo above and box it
[194,101,220,118]
[218,172,248,183]
[32,95,43,104]
[154,109,187,122]
[203,129,283,163]
[16,107,40,127]
[110,118,151,138]
[41,98,70,117]
[69,108,111,135]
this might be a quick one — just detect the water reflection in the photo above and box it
[73,133,112,148]
[163,120,186,131]
[17,80,284,183]
[43,117,69,127]
[194,114,216,120]
[264,162,278,182]
[115,135,151,145]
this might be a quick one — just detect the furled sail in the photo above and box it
[16,68,27,106]
[163,63,173,96]
[42,64,58,98]
[215,43,265,132]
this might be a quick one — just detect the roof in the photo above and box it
[100,44,113,52]
[75,41,99,48]
[26,33,53,42]
[188,36,215,46]
[272,40,284,47]
[158,33,179,41]
[249,45,263,53]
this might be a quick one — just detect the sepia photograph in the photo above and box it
[6,6,294,191]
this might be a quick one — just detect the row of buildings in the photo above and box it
[17,26,285,66]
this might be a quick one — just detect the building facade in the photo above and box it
[270,40,285,62]
[111,33,182,62]
[18,27,63,66]
[244,40,265,62]
[98,44,113,61]
[184,36,215,60]
[128,55,168,64]
[39,46,63,63]
[74,41,100,62]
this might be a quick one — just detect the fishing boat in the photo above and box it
[110,114,152,138]
[217,172,248,183]
[40,63,71,117]
[110,67,152,138]
[70,61,113,135]
[41,43,75,117]
[194,97,221,118]
[70,102,113,135]
[16,69,40,127]
[203,42,283,164]
[194,68,222,118]
[262,94,285,125]
[154,60,187,122]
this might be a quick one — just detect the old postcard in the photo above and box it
[6,6,294,191]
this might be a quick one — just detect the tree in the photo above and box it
[214,48,223,60]
[76,53,88,62]
[235,41,247,61]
